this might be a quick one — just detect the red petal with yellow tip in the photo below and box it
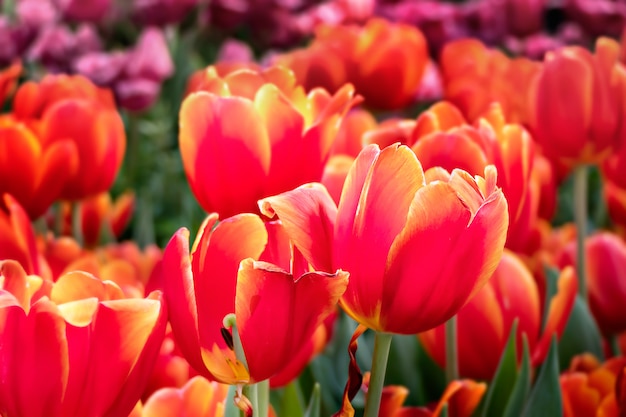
[51,271,124,304]
[236,258,348,382]
[0,297,68,417]
[162,227,207,376]
[382,181,473,334]
[59,294,166,417]
[259,182,337,272]
[179,92,271,216]
[192,214,267,368]
[336,144,425,330]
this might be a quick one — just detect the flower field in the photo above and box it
[1,1,626,416]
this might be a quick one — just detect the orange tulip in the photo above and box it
[162,213,348,385]
[561,354,626,417]
[12,74,126,200]
[0,114,78,219]
[275,18,429,110]
[440,38,540,124]
[560,232,626,336]
[140,376,229,417]
[0,260,167,417]
[420,251,577,380]
[528,37,626,169]
[260,143,509,334]
[180,65,358,217]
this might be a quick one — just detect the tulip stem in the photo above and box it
[445,315,459,383]
[256,380,270,417]
[72,201,84,247]
[243,384,258,417]
[573,165,588,301]
[363,332,393,417]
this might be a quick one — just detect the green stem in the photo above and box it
[363,332,393,417]
[573,165,588,301]
[72,201,84,247]
[256,380,270,417]
[243,384,258,417]
[445,315,459,383]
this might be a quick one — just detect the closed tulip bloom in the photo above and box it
[162,213,348,385]
[13,74,126,200]
[0,261,167,417]
[0,115,78,219]
[560,232,626,335]
[180,65,358,217]
[420,251,577,380]
[260,143,509,334]
[528,37,626,169]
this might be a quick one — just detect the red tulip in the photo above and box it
[560,232,626,336]
[420,251,577,380]
[260,143,509,334]
[162,213,348,385]
[0,114,78,219]
[528,37,626,170]
[180,65,358,217]
[13,74,126,200]
[0,261,167,417]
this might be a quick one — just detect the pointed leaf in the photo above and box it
[521,336,562,417]
[278,381,305,417]
[557,295,604,370]
[480,320,519,417]
[503,335,531,417]
[304,383,321,417]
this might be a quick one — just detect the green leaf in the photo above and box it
[303,383,321,417]
[275,381,305,417]
[503,335,531,417]
[541,267,560,333]
[521,336,562,417]
[480,320,519,417]
[558,294,604,370]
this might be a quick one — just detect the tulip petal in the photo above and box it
[259,182,337,272]
[236,259,348,382]
[533,266,577,365]
[162,227,206,375]
[337,144,425,330]
[192,214,267,360]
[179,92,270,216]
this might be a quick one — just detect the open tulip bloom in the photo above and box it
[162,212,348,412]
[259,143,509,415]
